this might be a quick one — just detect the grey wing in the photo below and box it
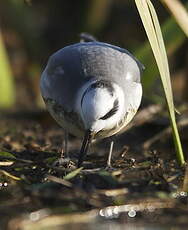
[40,46,88,112]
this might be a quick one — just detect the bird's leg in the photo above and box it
[77,130,93,168]
[106,140,114,168]
[57,131,69,167]
[53,131,69,167]
[61,131,69,159]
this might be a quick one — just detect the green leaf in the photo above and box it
[63,167,83,180]
[135,0,185,165]
[0,151,16,159]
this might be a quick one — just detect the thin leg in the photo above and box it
[61,131,69,159]
[64,131,69,158]
[107,140,114,168]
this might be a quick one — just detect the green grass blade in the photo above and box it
[0,31,15,108]
[148,0,184,165]
[135,0,185,165]
[147,1,173,102]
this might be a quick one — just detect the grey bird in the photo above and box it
[40,40,144,167]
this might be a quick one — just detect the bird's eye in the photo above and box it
[100,99,119,120]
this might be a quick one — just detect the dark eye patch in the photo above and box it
[100,99,119,120]
[90,80,114,96]
[81,80,114,107]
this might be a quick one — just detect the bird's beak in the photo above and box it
[77,130,94,167]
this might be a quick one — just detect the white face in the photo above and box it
[77,81,125,134]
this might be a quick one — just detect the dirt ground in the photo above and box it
[0,107,188,230]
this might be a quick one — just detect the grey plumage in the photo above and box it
[41,41,143,114]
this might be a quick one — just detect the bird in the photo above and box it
[40,36,144,168]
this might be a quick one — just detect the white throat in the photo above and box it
[75,80,125,134]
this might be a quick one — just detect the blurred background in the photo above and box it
[0,0,187,111]
[0,3,188,228]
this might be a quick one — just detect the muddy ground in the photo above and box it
[0,107,188,230]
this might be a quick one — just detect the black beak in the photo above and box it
[77,130,94,167]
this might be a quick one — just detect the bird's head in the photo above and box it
[76,79,125,167]
[76,80,125,136]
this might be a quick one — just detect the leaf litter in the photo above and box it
[0,109,188,229]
